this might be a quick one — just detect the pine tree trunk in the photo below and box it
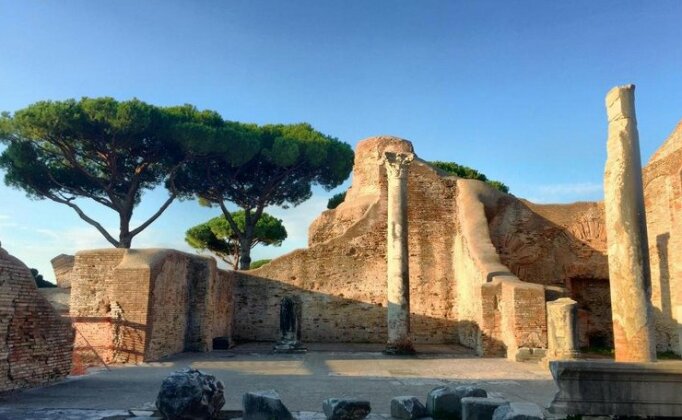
[119,214,132,249]
[238,237,251,270]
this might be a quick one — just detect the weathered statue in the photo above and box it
[273,296,307,353]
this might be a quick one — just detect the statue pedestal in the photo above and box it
[273,340,307,354]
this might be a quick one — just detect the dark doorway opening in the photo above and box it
[566,277,613,351]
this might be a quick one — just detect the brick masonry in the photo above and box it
[643,121,682,354]
[36,120,682,366]
[70,249,232,367]
[231,137,551,358]
[0,245,74,392]
[231,138,458,345]
[50,254,75,288]
[231,127,682,359]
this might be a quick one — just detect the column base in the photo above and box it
[273,340,308,354]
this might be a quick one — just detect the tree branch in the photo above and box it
[47,193,120,247]
[128,193,176,237]
[218,201,246,240]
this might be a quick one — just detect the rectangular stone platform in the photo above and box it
[549,360,682,417]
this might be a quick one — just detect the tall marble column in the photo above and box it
[383,152,415,354]
[604,84,656,362]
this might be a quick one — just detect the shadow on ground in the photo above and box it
[0,343,556,416]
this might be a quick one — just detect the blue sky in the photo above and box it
[1,1,681,280]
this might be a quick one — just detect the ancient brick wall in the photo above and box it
[0,245,73,392]
[232,137,600,358]
[455,179,547,358]
[643,121,682,353]
[212,270,234,343]
[70,249,232,366]
[233,137,458,344]
[146,253,190,360]
[567,277,613,348]
[487,200,608,286]
[51,254,75,288]
[71,249,123,366]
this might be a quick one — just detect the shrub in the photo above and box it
[327,191,347,209]
[249,259,272,270]
[430,161,509,193]
[31,268,56,288]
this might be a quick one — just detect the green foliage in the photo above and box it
[327,191,347,209]
[429,161,509,193]
[249,259,272,270]
[30,268,55,288]
[0,97,257,248]
[176,122,353,269]
[185,211,287,269]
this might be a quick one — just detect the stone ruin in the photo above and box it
[229,111,682,360]
[1,87,681,398]
[51,253,75,288]
[69,249,233,366]
[231,136,601,359]
[23,109,681,369]
[0,243,74,392]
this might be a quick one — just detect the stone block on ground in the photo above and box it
[323,398,371,420]
[461,397,507,420]
[549,360,682,417]
[492,402,544,420]
[243,389,293,420]
[426,385,487,419]
[156,368,225,419]
[390,396,428,419]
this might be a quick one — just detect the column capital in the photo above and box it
[382,152,414,179]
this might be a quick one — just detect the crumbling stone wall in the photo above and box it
[484,197,611,349]
[51,253,75,288]
[212,270,234,343]
[488,200,608,285]
[643,121,682,353]
[0,245,73,392]
[231,137,593,359]
[70,249,232,366]
[456,179,547,358]
[231,137,550,358]
[232,137,458,345]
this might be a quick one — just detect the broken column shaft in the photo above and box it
[546,298,579,360]
[604,84,656,362]
[383,152,414,354]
